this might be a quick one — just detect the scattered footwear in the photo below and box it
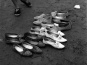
[5,11,73,57]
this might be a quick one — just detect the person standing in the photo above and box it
[11,0,32,16]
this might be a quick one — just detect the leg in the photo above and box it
[11,0,21,16]
[20,0,32,7]
[12,0,19,8]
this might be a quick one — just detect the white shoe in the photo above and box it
[45,32,67,42]
[57,31,65,36]
[43,38,65,49]
[33,18,48,25]
[54,16,64,20]
[34,14,46,19]
[22,43,33,49]
[53,35,67,42]
[51,11,57,17]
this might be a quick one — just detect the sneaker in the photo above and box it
[14,8,21,16]
[22,42,42,53]
[13,45,32,56]
[43,37,65,49]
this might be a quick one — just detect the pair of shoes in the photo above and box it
[45,31,67,42]
[51,11,68,19]
[22,42,42,53]
[30,26,47,36]
[23,32,43,42]
[13,44,33,56]
[43,37,65,49]
[46,21,72,31]
[13,42,42,56]
[33,14,52,25]
[5,33,24,44]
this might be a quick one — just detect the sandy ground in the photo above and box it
[0,0,87,65]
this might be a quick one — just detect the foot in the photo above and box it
[14,8,21,16]
[21,0,32,7]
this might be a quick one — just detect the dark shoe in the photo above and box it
[14,8,21,16]
[60,21,72,31]
[5,33,24,44]
[21,0,32,7]
[13,45,33,56]
[29,41,45,48]
[58,22,69,27]
[22,42,42,53]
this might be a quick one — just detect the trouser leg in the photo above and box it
[11,0,19,8]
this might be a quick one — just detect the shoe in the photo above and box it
[29,30,40,35]
[33,18,49,25]
[58,22,69,27]
[5,38,24,44]
[5,33,24,44]
[14,8,21,16]
[13,45,32,56]
[21,0,32,7]
[59,21,72,31]
[31,26,41,31]
[45,31,67,42]
[34,14,46,20]
[51,11,57,17]
[43,37,65,49]
[22,42,42,53]
[29,41,45,47]
[46,22,72,31]
[30,27,47,36]
[5,33,19,39]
